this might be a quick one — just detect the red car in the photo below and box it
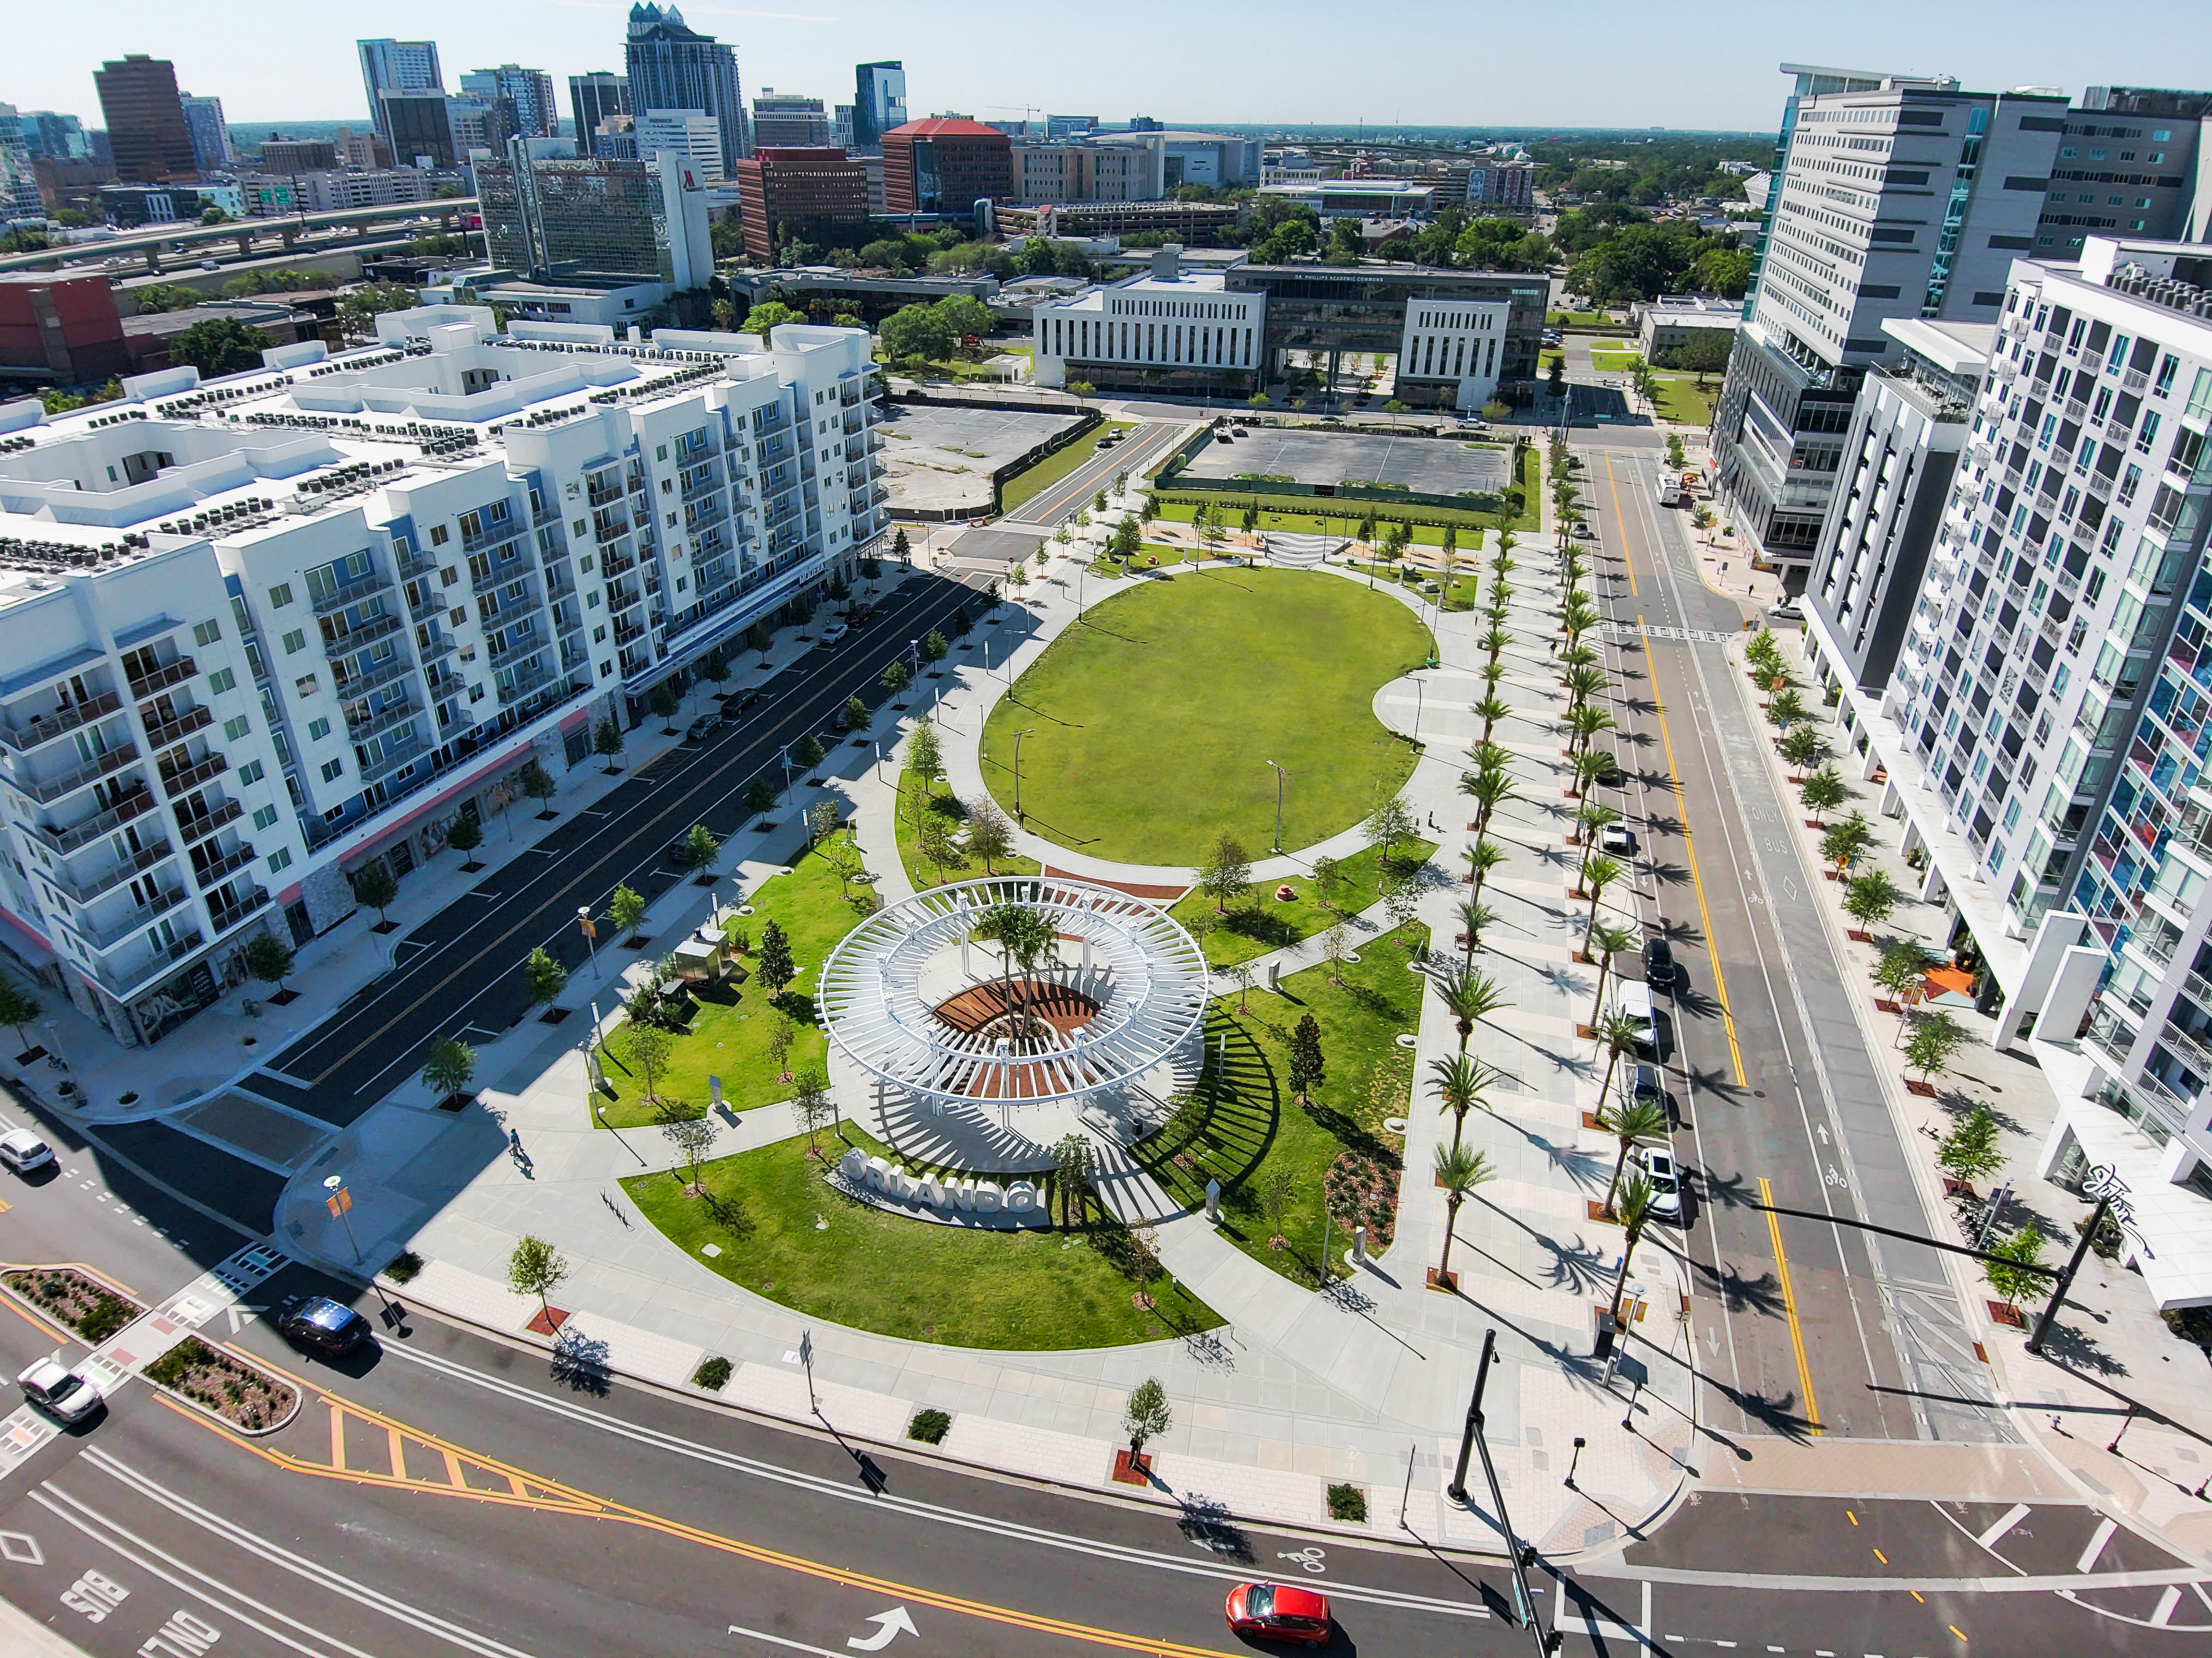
[1225,1582,1332,1647]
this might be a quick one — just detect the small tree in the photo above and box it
[920,628,948,666]
[756,919,796,999]
[522,946,568,1009]
[1288,1013,1325,1104]
[1800,767,1847,825]
[966,798,1014,874]
[609,884,647,940]
[680,822,722,880]
[747,621,774,665]
[1768,687,1807,728]
[917,815,959,882]
[840,694,870,735]
[744,778,778,819]
[243,930,295,998]
[0,977,41,1054]
[1259,1166,1297,1247]
[1311,855,1344,914]
[906,722,943,813]
[792,1066,834,1155]
[445,814,484,868]
[1579,852,1626,953]
[421,1035,476,1101]
[1843,869,1904,934]
[521,759,558,815]
[594,716,625,772]
[1122,1377,1171,1462]
[766,1010,799,1082]
[1429,1053,1506,1155]
[1321,918,1353,983]
[881,660,911,696]
[508,1235,569,1314]
[663,1115,718,1192]
[1363,795,1418,864]
[624,1022,673,1103]
[1586,917,1640,1028]
[1124,1226,1164,1308]
[1780,724,1824,774]
[650,681,682,731]
[1906,1008,1969,1088]
[699,646,730,695]
[1432,1143,1496,1287]
[1435,963,1507,1053]
[1822,812,1876,872]
[794,733,827,774]
[1051,1133,1097,1228]
[1938,1103,2005,1186]
[352,861,399,927]
[1984,1223,2048,1315]
[1199,831,1252,913]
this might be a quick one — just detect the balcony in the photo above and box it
[397,546,440,581]
[408,587,448,623]
[460,519,521,555]
[593,515,630,545]
[37,785,156,856]
[586,483,622,508]
[472,559,533,598]
[177,798,243,846]
[322,611,403,656]
[159,752,229,800]
[140,704,213,749]
[193,842,257,890]
[345,696,422,746]
[2159,1020,2212,1081]
[94,929,205,999]
[310,571,394,617]
[9,741,142,806]
[602,550,636,578]
[497,662,561,707]
[612,621,645,649]
[681,471,722,503]
[54,838,173,906]
[72,882,190,953]
[486,632,545,670]
[416,633,457,665]
[125,657,196,699]
[2,690,124,754]
[359,735,430,786]
[206,885,269,938]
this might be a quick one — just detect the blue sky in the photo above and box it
[12,1,2212,131]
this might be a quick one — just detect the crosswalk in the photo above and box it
[1601,619,1741,644]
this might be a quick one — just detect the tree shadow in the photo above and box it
[549,1328,613,1395]
[1689,1256,1788,1320]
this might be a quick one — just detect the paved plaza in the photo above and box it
[1182,428,1512,497]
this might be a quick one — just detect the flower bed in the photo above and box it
[142,1336,297,1433]
[4,1267,143,1343]
[1325,1148,1400,1253]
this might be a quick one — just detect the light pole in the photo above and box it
[1012,726,1037,820]
[322,1174,362,1261]
[1265,760,1288,854]
[1565,1435,1586,1489]
[778,744,794,803]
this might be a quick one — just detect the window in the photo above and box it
[193,618,221,647]
[440,566,458,588]
[656,443,668,460]
[253,804,279,831]
[430,525,449,546]
[319,758,344,783]
[268,846,293,874]
[281,629,305,654]
[294,675,317,697]
[268,582,294,609]
[207,668,236,695]
[308,717,330,741]
[592,624,607,644]
[236,759,264,786]
[223,715,250,741]
[468,683,485,703]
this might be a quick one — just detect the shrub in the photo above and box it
[908,1407,952,1444]
[381,1250,424,1284]
[1327,1482,1369,1523]
[693,1356,733,1390]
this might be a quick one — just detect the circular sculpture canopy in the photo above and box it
[818,876,1208,1108]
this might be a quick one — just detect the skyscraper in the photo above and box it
[852,62,906,156]
[93,56,197,185]
[568,72,630,158]
[179,93,232,175]
[460,65,561,139]
[623,4,747,173]
[752,91,831,149]
[358,39,443,147]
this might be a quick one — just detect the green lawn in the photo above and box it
[1129,925,1427,1285]
[1651,374,1718,426]
[892,765,1041,891]
[1087,541,1198,574]
[623,1126,1222,1350]
[1590,350,1640,373]
[1169,841,1438,968]
[978,568,1429,864]
[999,420,1136,515]
[595,843,877,1128]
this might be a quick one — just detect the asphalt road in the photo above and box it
[1007,420,1191,529]
[1571,443,2003,1446]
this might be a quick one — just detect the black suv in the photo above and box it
[1643,934,1675,989]
[275,1295,370,1356]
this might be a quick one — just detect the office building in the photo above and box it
[1442,159,1534,211]
[446,97,519,161]
[633,111,723,183]
[2037,88,2212,254]
[568,73,630,159]
[233,168,438,214]
[1031,254,1265,398]
[380,92,457,170]
[851,63,905,157]
[8,111,91,163]
[1012,135,1164,204]
[732,148,869,261]
[1256,178,1436,219]
[1712,65,2074,577]
[995,200,1239,242]
[94,56,198,186]
[478,140,713,289]
[334,127,393,171]
[624,3,748,172]
[256,139,339,173]
[752,92,831,149]
[459,66,560,141]
[833,106,855,150]
[1226,262,1546,402]
[179,95,232,176]
[1,137,40,225]
[358,39,443,148]
[1637,294,1744,361]
[1796,236,2212,1308]
[881,118,1012,216]
[1047,116,1098,140]
[0,272,130,386]
[0,303,885,1049]
[1091,129,1259,189]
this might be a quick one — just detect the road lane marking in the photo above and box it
[1760,1175,1823,1435]
[1974,1504,2031,1548]
[2077,1517,2117,1573]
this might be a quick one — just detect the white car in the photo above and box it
[18,1357,101,1424]
[1633,1145,1683,1220]
[819,622,850,645]
[1614,980,1657,1054]
[0,1128,52,1174]
[1599,824,1637,857]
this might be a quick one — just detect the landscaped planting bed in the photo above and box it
[143,1336,297,1432]
[4,1267,142,1343]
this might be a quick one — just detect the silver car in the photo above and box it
[19,1357,101,1424]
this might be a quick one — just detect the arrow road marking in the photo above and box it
[847,1607,918,1651]
[224,1305,268,1334]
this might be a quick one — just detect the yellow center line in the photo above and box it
[1600,449,1640,599]
[1760,1176,1823,1436]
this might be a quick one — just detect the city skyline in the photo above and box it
[12,0,2212,133]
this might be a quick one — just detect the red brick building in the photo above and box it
[881,118,1012,217]
[731,147,870,261]
[0,274,130,389]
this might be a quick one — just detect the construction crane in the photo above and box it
[989,105,1043,134]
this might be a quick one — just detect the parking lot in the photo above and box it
[877,404,1082,515]
[1182,428,1512,497]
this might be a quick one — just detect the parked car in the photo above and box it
[819,622,850,645]
[1627,1061,1666,1111]
[849,604,874,626]
[1574,521,1595,538]
[18,1357,101,1425]
[1231,425,1249,436]
[684,715,716,743]
[1633,1145,1684,1219]
[1614,979,1657,1054]
[1642,934,1675,989]
[274,1295,370,1357]
[1600,824,1637,857]
[1216,432,1234,443]
[1769,600,1804,621]
[0,1128,53,1175]
[1225,1583,1332,1648]
[730,688,763,713]
[1594,760,1627,789]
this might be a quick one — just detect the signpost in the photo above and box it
[322,1175,361,1262]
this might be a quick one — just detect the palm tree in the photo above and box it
[1598,1095,1669,1214]
[1432,1142,1496,1290]
[1481,625,1512,662]
[1472,695,1512,743]
[1454,898,1498,963]
[976,903,1055,1037]
[1580,852,1625,951]
[1434,963,1507,1053]
[1604,1173,1658,1326]
[1466,738,1513,776]
[1567,702,1616,755]
[1461,770,1517,837]
[1586,917,1640,1027]
[1574,801,1622,850]
[1429,1053,1507,1154]
[1572,748,1614,799]
[1557,641,1600,675]
[1563,664,1608,711]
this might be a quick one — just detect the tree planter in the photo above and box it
[1906,1078,1938,1097]
[1847,929,1873,943]
[1986,1301,2024,1329]
[1588,1200,1620,1223]
[371,920,399,934]
[1110,1449,1153,1486]
[1874,998,1902,1013]
[538,1007,570,1025]
[1941,1176,1977,1199]
[436,1091,475,1113]
[525,1305,570,1337]
[1426,1267,1459,1293]
[1582,1111,1604,1129]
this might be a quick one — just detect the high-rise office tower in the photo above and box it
[358,39,443,147]
[178,93,232,176]
[380,92,458,170]
[752,91,831,149]
[851,61,906,156]
[623,4,747,172]
[569,72,630,158]
[633,111,723,183]
[460,65,561,139]
[93,56,198,184]
[1711,64,2070,579]
[2036,88,2212,254]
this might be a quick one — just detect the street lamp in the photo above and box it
[576,905,597,976]
[779,743,794,802]
[1565,1435,1586,1489]
[1265,759,1288,853]
[322,1174,362,1262]
[1012,726,1037,819]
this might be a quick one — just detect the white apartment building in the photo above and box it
[1030,263,1265,398]
[1803,237,2212,1305]
[633,110,724,183]
[0,308,887,1050]
[1396,299,1511,412]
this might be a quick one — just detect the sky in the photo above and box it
[11,1,2212,133]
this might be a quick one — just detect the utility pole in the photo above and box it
[1013,726,1037,819]
[1445,1330,1560,1654]
[1266,759,1288,853]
